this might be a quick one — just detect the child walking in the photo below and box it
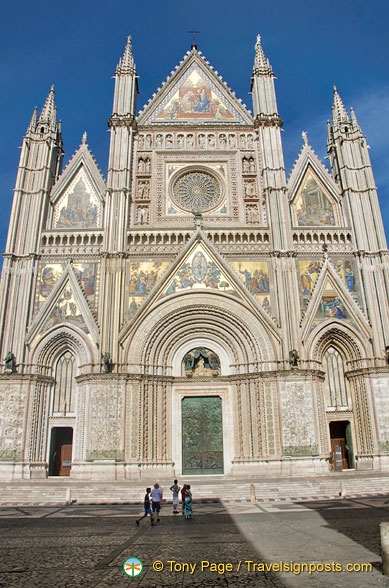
[136,487,154,526]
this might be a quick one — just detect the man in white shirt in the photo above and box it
[150,483,163,522]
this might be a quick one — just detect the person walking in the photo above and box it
[150,482,163,523]
[181,483,187,515]
[136,487,154,527]
[185,484,193,519]
[170,479,181,514]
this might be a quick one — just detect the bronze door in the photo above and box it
[182,396,224,475]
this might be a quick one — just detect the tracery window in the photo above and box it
[52,351,76,414]
[323,346,349,408]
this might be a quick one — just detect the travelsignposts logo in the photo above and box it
[123,557,143,577]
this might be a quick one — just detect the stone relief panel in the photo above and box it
[372,378,389,451]
[229,260,271,311]
[34,262,99,315]
[128,260,170,316]
[292,170,339,227]
[87,384,124,460]
[53,169,100,229]
[0,384,26,460]
[162,245,238,298]
[281,383,317,456]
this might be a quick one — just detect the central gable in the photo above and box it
[138,52,252,126]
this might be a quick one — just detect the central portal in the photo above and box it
[182,396,224,475]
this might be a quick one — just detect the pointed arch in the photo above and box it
[32,326,96,373]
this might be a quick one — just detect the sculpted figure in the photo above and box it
[4,351,16,373]
[183,353,194,372]
[102,352,112,373]
[289,349,299,368]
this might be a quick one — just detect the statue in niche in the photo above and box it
[145,159,151,173]
[240,134,247,149]
[137,207,148,224]
[186,134,194,148]
[165,135,173,148]
[138,135,145,150]
[219,134,227,148]
[249,158,255,173]
[229,134,236,148]
[198,134,206,148]
[208,134,215,148]
[138,158,145,173]
[247,135,254,149]
[183,347,220,377]
[156,134,163,148]
[184,352,194,373]
[242,158,249,173]
[102,352,113,373]
[177,135,184,148]
[289,349,299,368]
[4,351,16,373]
[145,134,152,149]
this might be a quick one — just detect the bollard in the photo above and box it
[340,482,347,499]
[250,483,256,503]
[380,522,389,576]
[65,487,71,506]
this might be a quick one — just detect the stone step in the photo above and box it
[0,474,387,506]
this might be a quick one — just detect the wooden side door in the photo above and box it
[59,444,72,476]
[331,438,349,470]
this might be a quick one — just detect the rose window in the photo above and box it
[171,170,223,213]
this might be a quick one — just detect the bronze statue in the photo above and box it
[183,353,194,372]
[102,352,113,373]
[4,351,16,373]
[289,349,299,368]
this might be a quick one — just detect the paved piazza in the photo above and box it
[0,497,389,587]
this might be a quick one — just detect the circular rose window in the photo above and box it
[171,169,223,213]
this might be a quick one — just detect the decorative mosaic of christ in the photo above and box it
[162,247,237,297]
[293,172,337,226]
[153,68,239,123]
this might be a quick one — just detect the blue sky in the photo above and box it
[1,0,388,253]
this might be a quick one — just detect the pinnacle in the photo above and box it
[38,85,57,127]
[27,106,37,133]
[253,33,272,75]
[116,35,136,74]
[332,86,349,124]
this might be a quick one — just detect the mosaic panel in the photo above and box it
[41,284,88,334]
[152,67,239,123]
[162,246,237,297]
[292,171,338,227]
[229,260,271,311]
[53,170,100,229]
[128,261,170,316]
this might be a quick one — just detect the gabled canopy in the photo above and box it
[137,49,253,126]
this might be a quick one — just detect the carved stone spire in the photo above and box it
[27,106,37,133]
[116,35,136,75]
[38,85,57,127]
[253,34,273,75]
[332,86,349,124]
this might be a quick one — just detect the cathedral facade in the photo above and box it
[0,35,388,480]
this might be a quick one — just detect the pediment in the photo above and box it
[49,143,106,230]
[301,260,370,341]
[120,230,279,341]
[27,264,99,345]
[137,51,253,126]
